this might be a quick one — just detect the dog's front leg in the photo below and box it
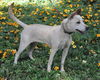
[61,45,71,72]
[47,48,58,72]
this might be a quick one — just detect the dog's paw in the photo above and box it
[60,69,65,72]
[14,60,17,64]
[13,63,17,67]
[29,55,35,61]
[31,58,35,61]
[47,68,51,72]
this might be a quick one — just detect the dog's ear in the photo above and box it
[69,9,81,19]
[76,8,81,15]
[61,19,69,31]
[8,2,14,6]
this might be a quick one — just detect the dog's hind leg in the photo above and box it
[28,42,37,60]
[14,38,30,64]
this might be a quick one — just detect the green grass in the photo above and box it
[1,48,99,80]
[0,0,100,80]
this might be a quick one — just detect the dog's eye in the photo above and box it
[77,21,80,24]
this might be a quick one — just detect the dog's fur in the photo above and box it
[8,3,88,72]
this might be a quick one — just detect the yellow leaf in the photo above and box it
[71,41,75,45]
[69,4,73,8]
[54,66,59,70]
[97,63,100,66]
[11,49,17,55]
[72,45,77,48]
[0,50,3,54]
[96,34,100,37]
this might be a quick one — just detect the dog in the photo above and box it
[8,3,89,72]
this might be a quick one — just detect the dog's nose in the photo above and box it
[86,27,89,31]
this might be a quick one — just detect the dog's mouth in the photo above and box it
[76,29,84,34]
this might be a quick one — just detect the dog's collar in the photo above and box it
[62,25,73,34]
[63,29,73,34]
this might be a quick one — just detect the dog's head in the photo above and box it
[62,9,89,34]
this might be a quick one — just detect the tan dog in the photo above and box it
[8,3,89,72]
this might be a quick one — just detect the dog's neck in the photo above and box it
[61,24,73,35]
[62,26,73,34]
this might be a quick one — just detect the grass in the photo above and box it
[0,0,100,80]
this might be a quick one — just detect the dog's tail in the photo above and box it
[8,3,27,28]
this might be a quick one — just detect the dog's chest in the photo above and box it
[58,34,72,49]
[58,39,68,49]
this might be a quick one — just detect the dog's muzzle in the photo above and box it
[76,27,89,34]
[76,29,84,34]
